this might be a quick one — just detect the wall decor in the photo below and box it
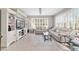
[8,13,16,31]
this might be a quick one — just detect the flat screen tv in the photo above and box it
[16,19,25,29]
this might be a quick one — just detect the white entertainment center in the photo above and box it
[16,10,27,40]
[1,8,27,47]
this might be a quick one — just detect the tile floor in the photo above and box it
[1,34,70,51]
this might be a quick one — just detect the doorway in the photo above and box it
[0,9,1,50]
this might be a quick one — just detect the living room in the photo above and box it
[0,8,79,51]
[26,8,79,51]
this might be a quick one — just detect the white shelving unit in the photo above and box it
[16,9,27,41]
[7,9,17,47]
[1,8,27,48]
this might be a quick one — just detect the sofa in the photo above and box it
[49,27,70,43]
[49,30,61,42]
[69,30,79,51]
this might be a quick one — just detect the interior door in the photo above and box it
[0,9,1,50]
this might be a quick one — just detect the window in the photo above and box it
[55,9,79,30]
[31,18,48,30]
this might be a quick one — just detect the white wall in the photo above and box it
[1,8,7,48]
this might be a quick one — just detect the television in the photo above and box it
[16,18,25,29]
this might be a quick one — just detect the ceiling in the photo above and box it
[21,8,64,16]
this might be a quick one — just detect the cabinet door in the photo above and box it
[7,31,16,46]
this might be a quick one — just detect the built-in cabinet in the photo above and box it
[7,9,17,47]
[16,10,26,40]
[1,8,27,48]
